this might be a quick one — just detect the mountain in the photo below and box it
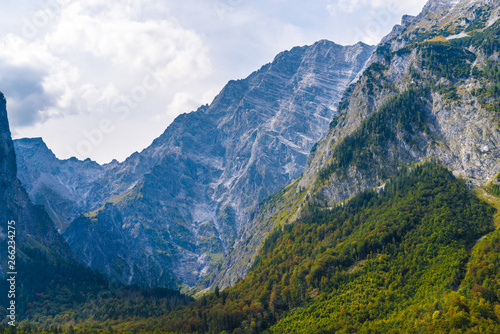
[301,0,500,199]
[26,40,372,288]
[13,138,106,232]
[202,0,500,290]
[1,92,193,327]
[151,163,498,333]
[0,93,76,271]
[27,163,500,333]
[7,0,500,332]
[53,0,500,330]
[0,91,82,319]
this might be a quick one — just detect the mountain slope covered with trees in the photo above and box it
[15,163,499,333]
[206,0,500,290]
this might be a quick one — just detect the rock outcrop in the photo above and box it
[14,138,106,232]
[58,40,375,288]
[203,0,500,290]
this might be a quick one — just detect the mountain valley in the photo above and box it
[2,0,500,332]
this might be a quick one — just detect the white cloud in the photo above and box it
[1,0,215,162]
[0,0,429,163]
[0,34,77,125]
[328,0,426,16]
[327,0,363,15]
[166,92,200,118]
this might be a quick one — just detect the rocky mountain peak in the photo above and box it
[421,0,462,12]
[374,0,500,69]
[15,137,57,162]
[407,0,499,43]
[14,137,106,231]
[13,37,377,289]
[56,40,376,288]
[401,14,416,27]
[203,0,500,290]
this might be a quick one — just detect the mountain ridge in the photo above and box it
[202,0,500,291]
[15,40,376,288]
[0,92,77,275]
[5,0,500,332]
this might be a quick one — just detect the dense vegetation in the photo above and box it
[18,163,495,333]
[419,43,475,80]
[0,249,192,331]
[486,174,500,197]
[5,10,500,334]
[456,19,500,55]
[270,165,497,333]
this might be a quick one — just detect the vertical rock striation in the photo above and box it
[51,41,374,288]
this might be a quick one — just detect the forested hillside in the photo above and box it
[4,1,500,333]
[208,0,500,290]
[13,163,499,333]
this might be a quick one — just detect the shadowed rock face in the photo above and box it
[14,40,374,288]
[0,92,76,277]
[14,138,106,232]
[0,94,16,182]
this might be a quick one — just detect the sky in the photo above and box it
[0,0,428,164]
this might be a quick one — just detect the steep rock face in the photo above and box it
[0,93,76,277]
[14,138,106,231]
[0,95,16,182]
[203,40,375,235]
[61,40,375,287]
[204,0,500,290]
[301,0,500,195]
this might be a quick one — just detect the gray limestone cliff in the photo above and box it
[57,40,375,288]
[202,0,500,291]
[14,138,106,232]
